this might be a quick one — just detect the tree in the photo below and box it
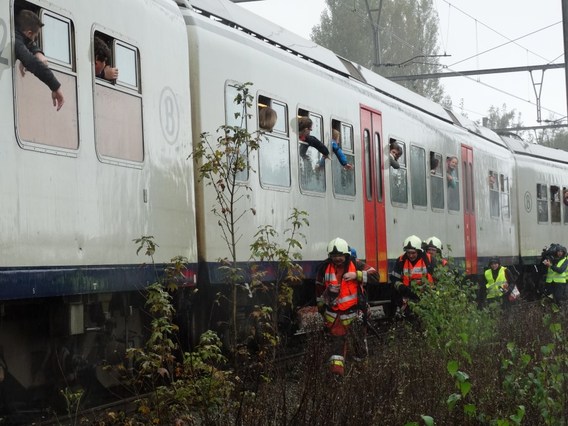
[311,0,445,102]
[482,104,523,132]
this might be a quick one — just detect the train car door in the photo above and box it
[461,144,478,274]
[360,106,388,280]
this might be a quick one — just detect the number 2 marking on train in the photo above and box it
[0,18,8,66]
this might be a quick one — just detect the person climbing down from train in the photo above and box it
[446,156,458,188]
[482,257,518,308]
[15,9,64,111]
[389,141,402,169]
[390,235,433,316]
[259,106,277,132]
[316,129,353,171]
[315,238,379,376]
[298,116,330,159]
[543,244,568,306]
[94,36,119,81]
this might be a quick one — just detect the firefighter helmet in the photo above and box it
[403,235,422,252]
[424,236,442,251]
[327,238,350,256]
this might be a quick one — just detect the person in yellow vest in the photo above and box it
[315,237,379,376]
[483,257,516,307]
[543,245,567,306]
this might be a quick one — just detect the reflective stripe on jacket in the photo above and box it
[323,261,359,311]
[399,255,433,287]
[485,266,507,299]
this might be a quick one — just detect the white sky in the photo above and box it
[238,0,566,130]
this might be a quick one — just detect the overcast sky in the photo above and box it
[238,0,566,130]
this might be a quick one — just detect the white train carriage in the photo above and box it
[0,0,197,414]
[182,0,521,286]
[503,136,568,272]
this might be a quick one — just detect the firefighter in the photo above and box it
[390,235,434,315]
[315,237,379,376]
[423,236,448,283]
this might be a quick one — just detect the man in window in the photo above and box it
[15,10,64,111]
[94,37,119,81]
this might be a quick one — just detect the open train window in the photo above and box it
[489,170,499,218]
[390,138,407,205]
[537,183,549,223]
[94,31,143,165]
[258,95,287,135]
[298,109,325,194]
[430,151,444,210]
[331,120,355,197]
[446,155,460,212]
[563,187,568,224]
[258,95,289,188]
[500,174,510,219]
[14,3,79,152]
[410,145,427,208]
[551,185,561,223]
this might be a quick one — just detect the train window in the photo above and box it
[94,32,143,163]
[15,6,79,151]
[225,83,248,181]
[271,101,288,135]
[430,151,444,210]
[114,41,138,89]
[489,171,499,218]
[331,121,355,197]
[446,156,460,212]
[41,12,71,65]
[551,185,561,223]
[563,187,568,224]
[537,183,548,223]
[390,139,407,205]
[410,145,427,208]
[500,174,510,219]
[298,110,325,193]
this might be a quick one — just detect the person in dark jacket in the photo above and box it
[15,9,64,110]
[298,116,330,158]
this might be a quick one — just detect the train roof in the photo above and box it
[500,134,568,165]
[180,0,459,123]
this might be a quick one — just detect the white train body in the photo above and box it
[0,0,567,418]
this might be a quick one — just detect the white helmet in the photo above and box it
[327,237,350,256]
[424,236,442,251]
[403,235,422,252]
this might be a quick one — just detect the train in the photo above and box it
[1,0,567,418]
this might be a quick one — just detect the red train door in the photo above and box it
[360,106,388,281]
[461,144,478,274]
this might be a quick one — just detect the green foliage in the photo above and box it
[501,313,568,425]
[311,0,444,101]
[190,82,261,263]
[410,261,497,363]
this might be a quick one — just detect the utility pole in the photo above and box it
[364,0,383,69]
[562,0,568,118]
